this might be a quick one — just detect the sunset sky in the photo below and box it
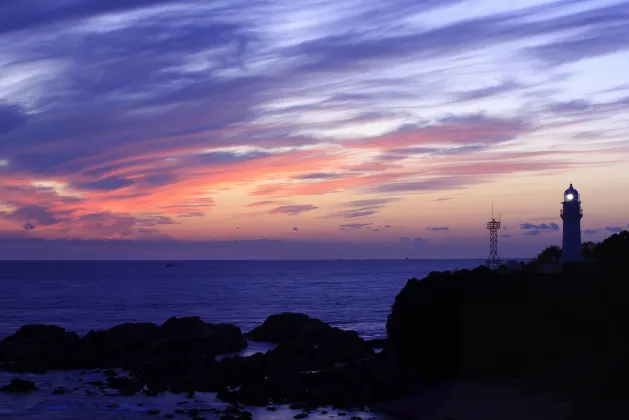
[1,0,628,259]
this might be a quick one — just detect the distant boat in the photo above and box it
[165,263,177,267]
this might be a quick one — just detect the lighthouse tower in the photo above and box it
[560,183,583,263]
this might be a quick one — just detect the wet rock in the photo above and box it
[165,415,175,419]
[220,416,235,420]
[52,387,68,394]
[267,406,277,411]
[0,325,81,369]
[294,414,309,419]
[2,378,38,392]
[350,417,362,420]
[107,403,121,408]
[147,409,161,415]
[103,369,117,376]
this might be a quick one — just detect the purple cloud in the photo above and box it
[0,205,63,226]
[293,173,342,180]
[340,223,372,231]
[426,226,450,232]
[605,226,625,233]
[269,205,318,216]
[453,79,522,102]
[76,176,136,191]
[520,223,559,231]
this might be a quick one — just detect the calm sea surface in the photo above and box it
[0,259,483,338]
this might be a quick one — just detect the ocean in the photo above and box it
[0,259,484,419]
[0,259,484,338]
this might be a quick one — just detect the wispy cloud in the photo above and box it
[1,0,628,257]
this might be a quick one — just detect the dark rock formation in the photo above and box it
[0,325,80,369]
[387,230,629,403]
[2,378,38,392]
[247,313,373,363]
[0,317,246,371]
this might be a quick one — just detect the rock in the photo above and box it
[321,411,327,415]
[107,404,121,408]
[186,408,201,417]
[247,313,373,364]
[106,375,142,395]
[351,417,362,420]
[81,322,164,367]
[294,414,309,419]
[165,415,175,419]
[103,369,117,376]
[147,409,161,415]
[247,313,331,344]
[365,339,387,349]
[52,387,68,394]
[0,325,81,369]
[267,406,277,411]
[220,416,235,420]
[87,380,106,387]
[2,378,37,392]
[161,317,247,355]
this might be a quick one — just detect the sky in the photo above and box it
[1,0,628,259]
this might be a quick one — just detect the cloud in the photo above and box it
[605,226,625,233]
[1,0,628,254]
[412,237,428,248]
[269,204,318,216]
[520,222,560,231]
[525,230,542,236]
[344,198,402,207]
[0,205,64,226]
[76,176,136,191]
[501,234,513,239]
[293,173,342,180]
[340,223,372,231]
[292,226,299,231]
[453,79,522,102]
[584,229,599,235]
[426,226,450,232]
[0,103,27,134]
[247,201,284,208]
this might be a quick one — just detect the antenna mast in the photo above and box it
[486,204,501,269]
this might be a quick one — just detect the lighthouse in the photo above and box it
[560,183,583,263]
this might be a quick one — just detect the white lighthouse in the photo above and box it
[560,183,583,263]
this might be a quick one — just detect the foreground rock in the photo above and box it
[0,316,247,371]
[2,378,38,393]
[0,325,81,370]
[0,314,405,407]
[247,313,374,363]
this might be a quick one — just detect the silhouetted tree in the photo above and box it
[536,245,562,264]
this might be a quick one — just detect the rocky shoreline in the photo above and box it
[0,313,421,417]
